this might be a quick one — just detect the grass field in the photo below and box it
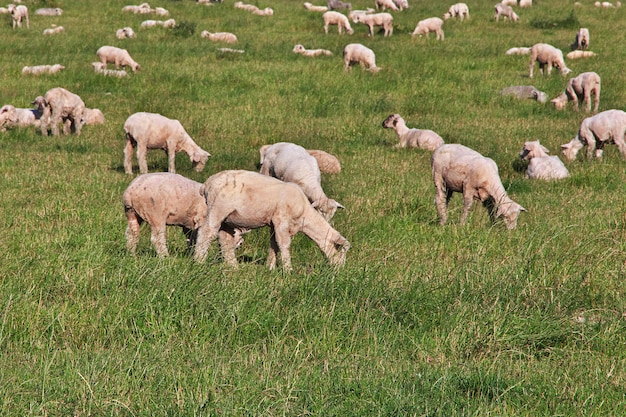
[1,0,626,415]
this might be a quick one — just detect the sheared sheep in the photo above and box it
[116,27,136,39]
[411,17,444,40]
[8,4,28,29]
[193,170,350,271]
[353,12,393,37]
[92,62,128,77]
[201,31,238,43]
[327,0,352,10]
[293,44,333,57]
[494,3,519,22]
[571,28,589,50]
[551,71,600,113]
[252,7,273,15]
[501,0,517,5]
[0,104,41,130]
[141,18,176,28]
[566,50,597,59]
[528,43,571,78]
[304,2,328,11]
[348,8,375,22]
[82,108,105,125]
[259,142,344,220]
[306,149,342,174]
[519,140,570,180]
[21,64,65,75]
[35,7,62,15]
[444,3,470,20]
[561,109,626,161]
[375,0,399,12]
[123,112,211,175]
[323,11,354,34]
[505,47,530,55]
[382,114,444,151]
[519,0,532,6]
[343,43,380,72]
[500,85,549,103]
[35,88,85,136]
[42,26,64,35]
[96,45,141,72]
[393,0,409,10]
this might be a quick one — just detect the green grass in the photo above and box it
[2,0,626,415]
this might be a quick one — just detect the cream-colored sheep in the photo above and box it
[21,64,65,75]
[92,62,129,77]
[0,104,41,130]
[8,4,28,29]
[348,8,375,22]
[252,7,273,15]
[123,112,211,175]
[141,19,176,28]
[82,108,105,125]
[306,149,342,174]
[35,88,85,136]
[494,3,519,22]
[343,43,380,72]
[122,3,152,13]
[154,7,169,16]
[572,28,589,50]
[116,27,136,39]
[323,11,354,34]
[193,170,350,271]
[500,85,548,103]
[234,1,258,11]
[566,50,597,59]
[327,0,352,10]
[217,48,245,53]
[519,0,532,7]
[382,114,444,151]
[519,140,570,180]
[505,47,530,55]
[304,2,329,11]
[411,17,444,40]
[375,0,399,12]
[35,7,62,15]
[393,0,409,11]
[42,26,64,35]
[201,31,238,43]
[443,3,470,20]
[528,43,571,78]
[0,7,8,14]
[259,142,345,220]
[354,12,393,37]
[501,0,517,5]
[432,144,526,229]
[96,45,141,72]
[293,44,333,57]
[551,72,601,113]
[561,109,626,161]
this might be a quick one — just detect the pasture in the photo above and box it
[1,0,626,415]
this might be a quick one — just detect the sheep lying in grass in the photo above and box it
[193,170,350,271]
[21,64,65,75]
[8,4,29,29]
[444,3,470,20]
[519,140,570,180]
[234,2,273,15]
[217,48,245,54]
[123,112,211,175]
[323,11,354,34]
[35,88,85,136]
[382,114,444,151]
[304,2,328,11]
[566,50,597,59]
[529,43,571,78]
[343,43,380,72]
[327,0,352,10]
[551,72,601,113]
[141,18,176,28]
[0,104,41,130]
[353,12,393,37]
[375,0,399,12]
[505,47,530,55]
[82,108,105,125]
[96,46,141,72]
[500,85,548,103]
[92,62,128,77]
[494,3,519,22]
[293,44,333,57]
[35,7,62,15]
[116,27,136,39]
[306,149,342,174]
[411,17,444,40]
[259,142,344,220]
[122,3,152,13]
[561,109,626,161]
[42,26,64,36]
[201,31,238,43]
[572,28,589,50]
[432,144,526,229]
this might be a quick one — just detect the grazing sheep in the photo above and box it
[566,50,597,59]
[21,64,65,75]
[343,43,380,72]
[500,85,549,103]
[348,8,375,22]
[42,26,64,35]
[354,12,393,37]
[82,108,105,125]
[519,140,570,180]
[561,109,626,161]
[411,17,444,40]
[35,88,85,137]
[551,72,601,113]
[193,170,350,271]
[572,28,590,50]
[393,0,409,10]
[293,44,333,57]
[304,2,329,11]
[259,142,344,221]
[0,104,41,130]
[528,43,571,78]
[201,31,238,43]
[306,149,342,174]
[494,3,519,22]
[432,144,526,229]
[96,46,141,72]
[8,4,29,29]
[382,114,444,151]
[375,0,399,12]
[323,11,354,34]
[116,27,136,39]
[123,112,211,175]
[35,7,62,15]
[92,62,128,77]
[327,0,352,10]
[444,3,470,20]
[505,47,531,55]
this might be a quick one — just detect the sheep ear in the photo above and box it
[560,144,569,150]
[334,200,345,210]
[541,145,550,154]
[520,206,527,213]
[199,184,205,197]
[259,145,270,164]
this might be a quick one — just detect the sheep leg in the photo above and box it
[125,209,142,255]
[182,226,197,252]
[193,222,220,263]
[50,111,61,136]
[167,146,177,173]
[614,134,626,159]
[267,226,279,269]
[585,134,597,159]
[124,135,136,174]
[137,145,149,174]
[150,226,169,257]
[40,106,51,136]
[434,183,450,225]
[593,86,600,113]
[218,229,238,266]
[273,224,293,271]
[63,118,72,135]
[460,191,474,225]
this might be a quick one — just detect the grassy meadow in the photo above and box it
[2,0,626,414]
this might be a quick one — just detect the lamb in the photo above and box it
[201,31,238,43]
[528,43,571,78]
[505,47,531,55]
[35,88,85,137]
[21,64,65,75]
[519,140,570,180]
[560,109,626,161]
[550,72,601,113]
[327,0,352,10]
[8,4,29,29]
[0,104,41,130]
[431,144,526,229]
[96,46,141,72]
[443,3,470,20]
[82,108,105,125]
[571,28,590,50]
[304,2,328,11]
[35,7,62,15]
[193,170,350,271]
[494,3,519,22]
[343,43,380,72]
[348,8,375,22]
[375,0,399,12]
[411,17,444,40]
[500,85,549,103]
[323,11,354,34]
[116,27,136,39]
[353,12,393,37]
[393,0,409,10]
[566,50,597,59]
[123,112,211,175]
[293,44,333,57]
[306,149,342,174]
[92,62,129,77]
[382,114,444,151]
[259,142,344,220]
[42,26,64,35]
[519,0,532,6]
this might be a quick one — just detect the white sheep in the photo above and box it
[123,112,211,175]
[8,4,29,29]
[141,19,160,28]
[116,27,136,39]
[528,43,571,78]
[354,12,393,37]
[34,88,85,136]
[572,28,590,50]
[561,109,626,161]
[193,170,350,271]
[432,144,526,229]
[348,8,375,22]
[375,0,399,12]
[411,17,444,40]
[293,44,333,57]
[443,3,470,20]
[82,108,105,125]
[0,7,8,14]
[566,50,597,59]
[201,31,238,43]
[595,1,618,6]
[501,0,517,5]
[234,1,258,11]
[519,0,532,7]
[21,64,65,75]
[551,72,601,113]
[519,140,570,180]
[259,142,344,220]
[327,0,352,10]
[306,149,342,174]
[92,62,129,77]
[505,47,531,55]
[494,3,519,22]
[96,45,141,72]
[323,11,354,34]
[304,2,329,12]
[35,7,62,15]
[42,26,64,36]
[252,7,273,15]
[154,7,169,16]
[500,85,548,103]
[343,43,380,72]
[382,114,444,151]
[0,104,41,130]
[392,0,409,11]
[217,48,245,53]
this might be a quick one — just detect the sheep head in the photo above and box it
[496,200,527,230]
[382,114,403,129]
[561,137,584,161]
[192,149,211,172]
[520,140,550,160]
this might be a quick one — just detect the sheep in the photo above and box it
[353,12,393,37]
[505,47,531,55]
[348,8,375,22]
[323,11,354,34]
[217,48,245,53]
[304,2,329,11]
[35,7,62,15]
[375,0,399,12]
[35,88,85,137]
[42,26,64,36]
[141,19,176,28]
[551,72,601,113]
[327,0,352,10]
[343,43,380,72]
[252,7,273,15]
[21,64,65,75]
[201,31,238,43]
[432,144,526,229]
[0,7,8,14]
[123,112,211,175]
[293,44,333,57]
[528,43,571,78]
[0,104,41,130]
[566,50,597,59]
[122,4,152,13]
[519,0,532,7]
[393,0,409,11]
[519,140,570,180]
[193,170,350,271]
[411,17,444,40]
[306,149,341,174]
[154,7,169,16]
[259,142,344,221]
[96,46,141,72]
[116,27,136,39]
[500,85,549,103]
[92,62,129,77]
[382,114,444,151]
[443,3,470,20]
[560,109,626,161]
[8,4,29,29]
[595,1,618,6]
[494,3,519,22]
[501,0,517,5]
[572,28,590,50]
[234,1,258,11]
[82,108,105,125]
